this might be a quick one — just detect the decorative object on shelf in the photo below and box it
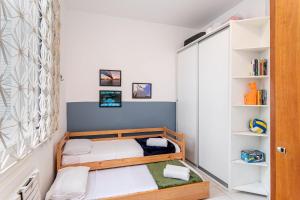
[229,16,243,21]
[244,82,268,105]
[99,70,121,86]
[244,82,258,105]
[241,150,265,163]
[132,83,152,99]
[184,32,206,46]
[249,119,267,134]
[99,90,122,107]
[251,58,268,76]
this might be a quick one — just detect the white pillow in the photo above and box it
[63,139,92,155]
[146,138,168,147]
[46,166,90,200]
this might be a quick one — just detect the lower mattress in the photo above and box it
[84,161,203,199]
[85,165,158,199]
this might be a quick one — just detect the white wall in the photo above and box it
[61,9,197,102]
[200,0,269,31]
[62,0,269,103]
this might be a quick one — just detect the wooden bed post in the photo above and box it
[117,131,122,138]
[56,132,69,171]
[164,128,186,161]
[181,132,186,161]
[163,127,167,137]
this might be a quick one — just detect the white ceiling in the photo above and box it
[64,0,242,29]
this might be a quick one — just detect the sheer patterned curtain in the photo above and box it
[0,0,60,173]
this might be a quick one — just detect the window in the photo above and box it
[0,0,60,173]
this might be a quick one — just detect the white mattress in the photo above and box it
[84,161,203,199]
[84,165,158,199]
[62,138,180,165]
[63,139,144,165]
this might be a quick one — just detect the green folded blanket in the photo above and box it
[146,160,203,189]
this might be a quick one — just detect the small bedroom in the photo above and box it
[0,0,299,199]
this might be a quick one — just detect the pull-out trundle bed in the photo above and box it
[48,160,209,200]
[52,128,209,200]
[87,161,208,200]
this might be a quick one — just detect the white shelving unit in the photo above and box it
[232,131,268,137]
[232,105,269,108]
[229,17,270,198]
[233,182,268,196]
[232,75,269,79]
[232,159,268,167]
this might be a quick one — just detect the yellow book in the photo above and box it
[256,90,261,105]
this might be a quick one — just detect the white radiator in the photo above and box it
[18,170,41,200]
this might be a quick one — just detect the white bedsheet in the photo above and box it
[84,165,158,199]
[62,138,180,165]
[63,139,144,165]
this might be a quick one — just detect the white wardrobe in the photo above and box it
[177,27,230,185]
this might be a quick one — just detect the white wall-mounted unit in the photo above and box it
[230,17,270,198]
[177,17,270,198]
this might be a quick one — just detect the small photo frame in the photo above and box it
[132,83,152,99]
[99,90,122,107]
[99,70,121,86]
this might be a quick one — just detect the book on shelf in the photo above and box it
[257,89,267,105]
[251,58,268,76]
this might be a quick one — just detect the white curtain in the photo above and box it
[0,0,60,173]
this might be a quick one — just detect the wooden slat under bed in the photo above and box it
[103,181,209,200]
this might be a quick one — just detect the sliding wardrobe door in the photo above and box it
[177,44,198,164]
[198,28,230,184]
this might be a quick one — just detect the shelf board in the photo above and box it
[233,46,269,52]
[232,17,270,27]
[232,105,269,108]
[233,182,268,196]
[232,75,269,79]
[232,159,268,167]
[232,131,268,137]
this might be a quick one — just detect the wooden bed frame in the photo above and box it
[56,127,186,171]
[56,127,210,199]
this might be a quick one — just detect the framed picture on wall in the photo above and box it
[99,90,122,107]
[99,70,121,86]
[132,83,152,99]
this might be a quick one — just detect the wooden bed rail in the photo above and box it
[56,127,185,171]
[68,127,165,138]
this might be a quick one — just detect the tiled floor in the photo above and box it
[191,165,267,200]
